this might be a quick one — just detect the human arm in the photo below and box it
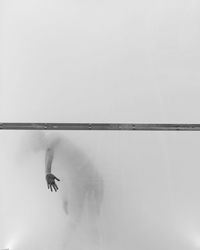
[45,147,60,192]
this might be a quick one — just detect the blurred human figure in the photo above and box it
[29,131,104,241]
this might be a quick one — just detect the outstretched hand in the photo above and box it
[46,173,60,192]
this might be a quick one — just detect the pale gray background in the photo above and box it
[1,1,200,250]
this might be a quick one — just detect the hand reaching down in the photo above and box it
[46,173,60,192]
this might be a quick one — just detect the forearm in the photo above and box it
[45,148,54,175]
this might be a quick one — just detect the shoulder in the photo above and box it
[46,133,63,150]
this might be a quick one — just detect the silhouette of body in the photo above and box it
[43,133,103,226]
[24,131,104,248]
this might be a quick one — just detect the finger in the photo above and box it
[54,183,59,190]
[55,177,60,181]
[53,184,57,192]
[47,183,50,189]
[50,185,53,192]
[52,184,56,192]
[54,183,58,190]
[53,185,58,192]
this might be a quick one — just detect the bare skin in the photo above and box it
[45,147,60,192]
[46,173,60,192]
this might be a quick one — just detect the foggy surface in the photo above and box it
[1,0,200,249]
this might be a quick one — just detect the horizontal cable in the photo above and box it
[0,123,200,131]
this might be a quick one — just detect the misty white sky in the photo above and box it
[1,0,200,123]
[1,1,200,250]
